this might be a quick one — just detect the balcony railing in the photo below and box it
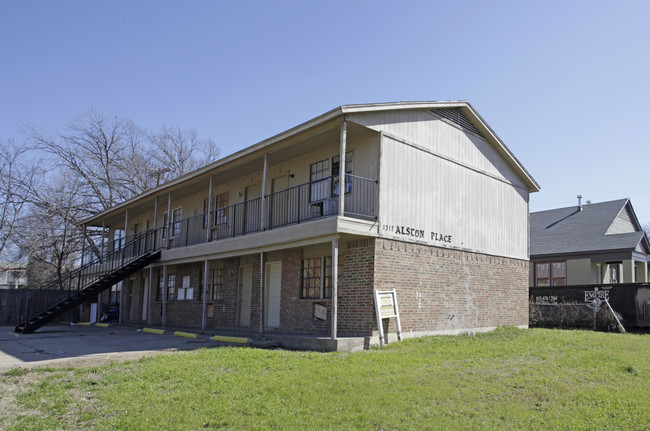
[155,175,377,249]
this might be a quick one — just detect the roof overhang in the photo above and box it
[82,101,539,226]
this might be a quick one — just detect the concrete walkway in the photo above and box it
[0,324,218,371]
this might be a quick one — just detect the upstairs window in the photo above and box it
[332,151,353,196]
[214,192,229,226]
[162,207,183,238]
[310,159,330,202]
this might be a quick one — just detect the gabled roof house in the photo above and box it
[530,198,650,286]
[19,101,540,348]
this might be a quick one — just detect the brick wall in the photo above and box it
[374,238,529,335]
[206,257,239,328]
[338,239,376,336]
[279,248,332,335]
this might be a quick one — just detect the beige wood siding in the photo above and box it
[350,110,527,189]
[378,133,529,259]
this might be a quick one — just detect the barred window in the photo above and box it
[302,256,334,299]
[211,268,223,301]
[214,193,229,226]
[167,274,176,301]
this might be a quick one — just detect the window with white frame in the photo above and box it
[310,159,330,202]
[302,256,333,299]
[163,207,183,238]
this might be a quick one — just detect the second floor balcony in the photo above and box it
[114,174,378,252]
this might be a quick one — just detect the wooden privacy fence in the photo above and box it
[530,283,650,330]
[0,289,76,326]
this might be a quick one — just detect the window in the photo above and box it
[608,263,620,284]
[157,274,177,301]
[302,257,333,299]
[535,261,567,286]
[210,268,223,301]
[332,151,353,196]
[214,193,229,226]
[113,229,125,251]
[163,207,183,239]
[203,199,209,228]
[310,159,330,202]
[167,274,176,301]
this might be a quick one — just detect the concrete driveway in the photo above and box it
[0,324,220,371]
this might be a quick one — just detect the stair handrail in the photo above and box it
[16,227,165,328]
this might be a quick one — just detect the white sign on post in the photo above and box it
[373,289,402,347]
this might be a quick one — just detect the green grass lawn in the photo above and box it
[2,327,649,430]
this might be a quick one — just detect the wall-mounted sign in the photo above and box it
[585,289,609,302]
[373,289,402,347]
[382,224,452,244]
[313,303,327,321]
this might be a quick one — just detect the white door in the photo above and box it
[238,266,253,326]
[264,261,282,327]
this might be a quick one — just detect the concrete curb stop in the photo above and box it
[174,331,197,339]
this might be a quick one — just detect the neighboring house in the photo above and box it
[0,262,28,289]
[78,101,539,346]
[530,198,650,286]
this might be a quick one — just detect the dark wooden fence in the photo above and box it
[530,283,650,330]
[0,289,76,326]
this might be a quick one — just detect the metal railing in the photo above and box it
[17,227,164,328]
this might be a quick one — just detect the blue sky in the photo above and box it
[2,1,650,222]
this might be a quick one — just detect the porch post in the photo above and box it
[338,121,347,217]
[331,238,339,340]
[166,192,173,249]
[261,154,269,230]
[259,252,264,334]
[206,176,214,241]
[147,267,154,326]
[162,265,168,328]
[202,259,209,332]
[124,209,129,245]
[101,220,106,257]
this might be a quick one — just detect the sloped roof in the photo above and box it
[82,101,539,225]
[530,199,649,257]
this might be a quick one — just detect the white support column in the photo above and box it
[97,292,102,322]
[261,154,269,231]
[338,121,347,217]
[206,176,214,241]
[101,220,106,257]
[124,209,129,244]
[147,267,154,326]
[162,265,168,328]
[331,238,339,340]
[166,192,172,249]
[118,280,124,324]
[153,196,159,249]
[259,252,264,334]
[202,259,209,332]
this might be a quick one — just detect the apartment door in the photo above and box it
[244,185,260,233]
[238,266,253,326]
[264,261,282,328]
[270,175,289,228]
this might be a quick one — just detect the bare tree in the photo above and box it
[0,139,35,259]
[149,124,220,180]
[16,169,85,289]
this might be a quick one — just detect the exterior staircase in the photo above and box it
[15,229,162,334]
